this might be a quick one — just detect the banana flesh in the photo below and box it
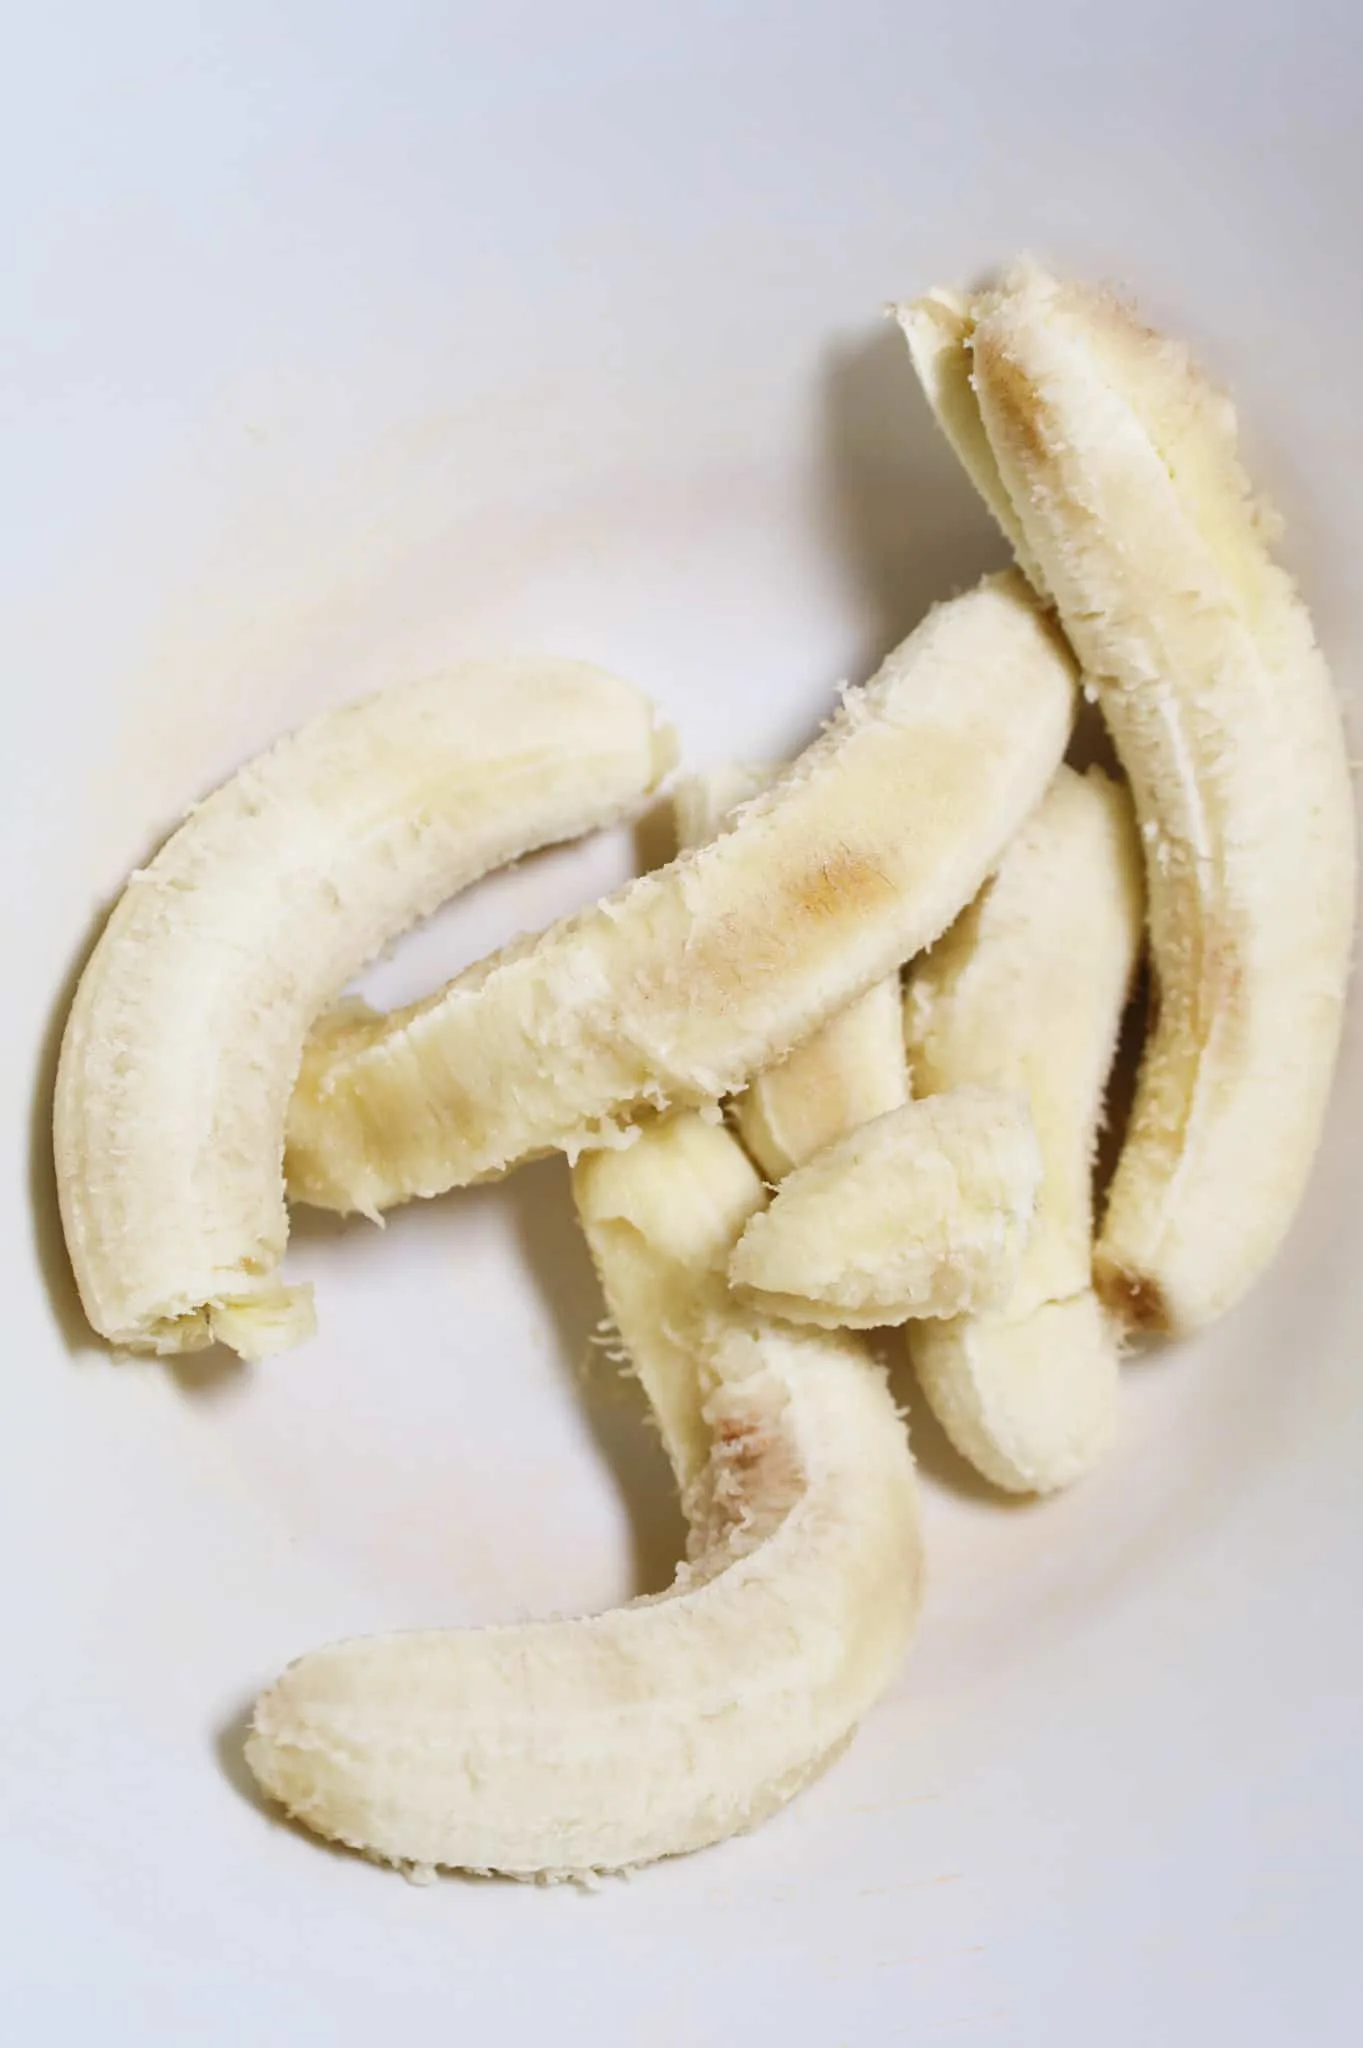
[673,764,910,1179]
[669,759,774,857]
[285,572,1077,1212]
[894,288,1045,593]
[905,767,1144,1492]
[246,1113,923,1877]
[54,661,673,1357]
[902,264,1356,1334]
[729,1089,1040,1329]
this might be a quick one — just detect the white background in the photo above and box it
[2,3,1360,2040]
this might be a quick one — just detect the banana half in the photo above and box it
[54,661,673,1358]
[899,264,1356,1335]
[729,1089,1041,1329]
[246,1114,923,1878]
[905,766,1144,1493]
[285,572,1077,1212]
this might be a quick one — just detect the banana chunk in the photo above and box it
[54,661,673,1358]
[903,263,1356,1333]
[286,572,1078,1212]
[905,767,1145,1492]
[673,764,910,1179]
[246,1114,923,1878]
[729,1089,1040,1328]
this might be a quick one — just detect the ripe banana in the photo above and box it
[246,1112,923,1877]
[54,661,673,1358]
[729,1088,1040,1329]
[905,766,1144,1492]
[673,764,910,1179]
[285,571,1078,1212]
[901,262,1356,1333]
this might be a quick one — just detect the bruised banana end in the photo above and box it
[673,765,910,1180]
[246,1114,923,1878]
[906,766,1144,1492]
[286,572,1077,1212]
[922,261,1354,1335]
[54,660,672,1357]
[729,1089,1040,1329]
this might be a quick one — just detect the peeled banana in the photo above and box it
[246,1113,923,1877]
[902,263,1356,1334]
[54,661,672,1358]
[286,572,1077,1213]
[673,764,911,1179]
[905,766,1144,1492]
[729,1088,1040,1329]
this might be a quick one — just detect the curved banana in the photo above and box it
[905,767,1144,1492]
[729,1088,1040,1329]
[286,572,1077,1212]
[54,661,673,1358]
[673,764,910,1179]
[246,1113,923,1878]
[903,262,1356,1333]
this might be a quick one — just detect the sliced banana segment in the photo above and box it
[246,1113,923,1878]
[673,764,910,1179]
[729,1089,1040,1328]
[54,661,673,1358]
[907,262,1355,1333]
[905,767,1144,1492]
[286,572,1077,1212]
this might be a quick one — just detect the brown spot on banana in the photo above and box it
[789,845,898,925]
[1094,1262,1169,1333]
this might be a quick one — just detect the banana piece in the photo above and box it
[673,764,910,1179]
[286,571,1078,1212]
[903,263,1356,1333]
[905,767,1144,1492]
[246,1113,923,1878]
[54,661,673,1358]
[728,1089,1040,1328]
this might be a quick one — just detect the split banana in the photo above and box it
[901,263,1356,1334]
[905,766,1144,1492]
[673,764,910,1179]
[54,661,673,1358]
[729,1089,1041,1329]
[246,1113,923,1877]
[285,571,1078,1212]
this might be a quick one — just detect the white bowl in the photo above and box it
[5,5,1361,2040]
